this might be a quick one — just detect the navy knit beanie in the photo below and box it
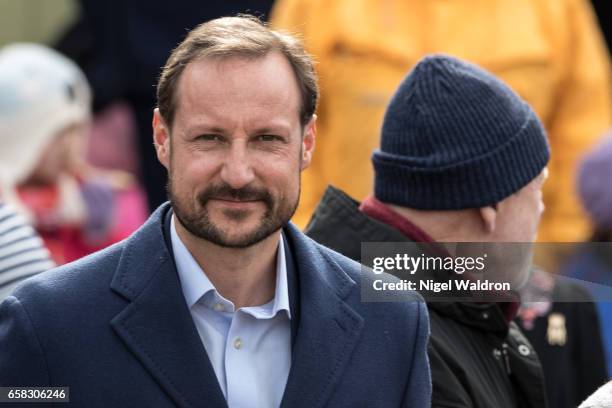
[372,54,550,210]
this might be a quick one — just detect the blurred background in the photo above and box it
[0,1,76,46]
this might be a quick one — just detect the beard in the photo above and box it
[168,177,299,249]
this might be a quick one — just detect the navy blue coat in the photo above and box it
[0,204,430,407]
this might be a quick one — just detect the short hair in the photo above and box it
[156,15,318,129]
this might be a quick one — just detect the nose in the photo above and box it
[220,141,255,189]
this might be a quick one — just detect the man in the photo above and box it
[0,16,430,407]
[306,55,549,407]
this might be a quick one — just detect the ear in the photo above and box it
[300,114,316,171]
[153,108,170,170]
[479,205,498,234]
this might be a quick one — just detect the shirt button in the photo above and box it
[234,338,243,350]
[213,303,224,312]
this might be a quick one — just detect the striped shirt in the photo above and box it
[0,203,54,300]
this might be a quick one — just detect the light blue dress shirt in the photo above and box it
[170,216,292,408]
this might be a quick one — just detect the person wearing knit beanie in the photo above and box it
[305,54,551,407]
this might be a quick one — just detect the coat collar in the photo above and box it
[110,202,364,408]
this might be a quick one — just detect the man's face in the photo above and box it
[153,52,315,248]
[481,168,548,288]
[495,168,548,243]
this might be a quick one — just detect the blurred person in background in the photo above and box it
[0,202,54,300]
[562,131,612,378]
[55,0,276,213]
[272,0,612,242]
[0,43,147,265]
[517,265,608,408]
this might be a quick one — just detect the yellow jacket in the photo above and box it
[272,0,611,241]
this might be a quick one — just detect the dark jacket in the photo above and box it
[306,186,548,408]
[0,202,431,407]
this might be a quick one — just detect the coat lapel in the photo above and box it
[110,204,227,408]
[280,224,365,408]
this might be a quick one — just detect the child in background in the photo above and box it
[0,43,147,265]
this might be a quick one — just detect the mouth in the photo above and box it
[208,198,263,209]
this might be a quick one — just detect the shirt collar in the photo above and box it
[170,215,291,319]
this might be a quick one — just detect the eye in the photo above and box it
[255,134,284,142]
[196,134,224,142]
